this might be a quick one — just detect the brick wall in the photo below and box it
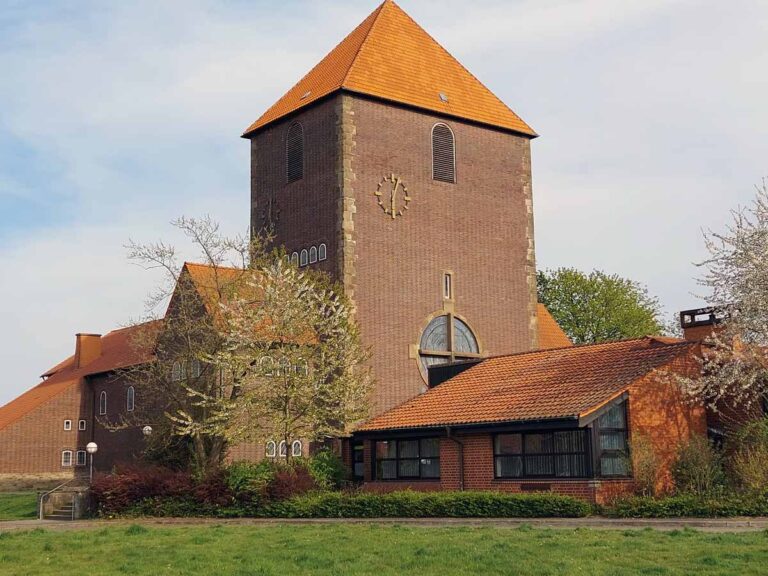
[0,379,89,475]
[250,95,538,418]
[90,373,145,471]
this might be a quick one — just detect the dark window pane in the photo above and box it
[600,431,627,451]
[554,431,585,453]
[420,438,440,458]
[495,434,522,455]
[398,440,419,458]
[525,433,554,454]
[555,454,587,477]
[353,446,364,463]
[599,403,626,429]
[376,441,396,459]
[398,459,420,478]
[377,460,397,480]
[601,454,629,476]
[524,455,554,476]
[354,463,364,477]
[420,458,440,478]
[495,455,523,478]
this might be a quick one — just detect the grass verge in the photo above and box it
[0,524,767,575]
[0,492,37,521]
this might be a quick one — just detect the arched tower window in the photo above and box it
[309,246,318,264]
[418,314,480,373]
[318,243,327,261]
[432,123,456,183]
[99,391,107,415]
[286,122,304,183]
[126,386,135,412]
[265,441,276,458]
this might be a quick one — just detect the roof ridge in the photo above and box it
[483,336,692,362]
[341,0,389,86]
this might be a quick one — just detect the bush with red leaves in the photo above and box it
[91,464,195,515]
[266,461,316,501]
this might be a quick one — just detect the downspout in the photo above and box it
[445,427,465,491]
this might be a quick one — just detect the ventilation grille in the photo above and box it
[432,124,455,183]
[286,123,304,183]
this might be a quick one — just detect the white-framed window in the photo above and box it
[291,252,299,266]
[276,357,291,376]
[99,391,107,415]
[190,359,202,378]
[171,361,183,382]
[300,249,308,267]
[284,254,291,266]
[309,246,318,264]
[294,359,309,376]
[78,420,86,431]
[265,440,276,458]
[279,440,287,458]
[292,440,303,457]
[318,243,327,261]
[432,123,456,183]
[61,450,73,467]
[126,386,135,412]
[76,450,87,467]
[64,420,72,431]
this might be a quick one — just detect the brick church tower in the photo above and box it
[243,0,539,417]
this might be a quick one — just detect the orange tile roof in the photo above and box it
[243,0,535,137]
[0,321,160,432]
[357,337,694,432]
[537,304,572,349]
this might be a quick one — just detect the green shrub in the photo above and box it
[225,461,274,500]
[726,418,768,492]
[630,433,661,497]
[307,449,348,490]
[606,492,768,518]
[261,490,592,519]
[672,435,725,496]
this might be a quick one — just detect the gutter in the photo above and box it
[445,427,465,491]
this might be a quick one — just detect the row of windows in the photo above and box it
[286,244,327,268]
[98,387,135,416]
[259,356,309,377]
[285,122,456,184]
[372,404,630,481]
[265,440,303,458]
[61,450,87,467]
[171,359,202,382]
[63,419,87,431]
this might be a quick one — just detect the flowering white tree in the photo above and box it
[680,180,768,424]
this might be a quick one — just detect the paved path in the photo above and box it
[2,516,767,533]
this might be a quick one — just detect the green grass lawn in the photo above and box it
[0,492,37,521]
[0,524,766,575]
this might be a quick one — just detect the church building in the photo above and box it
[0,1,711,502]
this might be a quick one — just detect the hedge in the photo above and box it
[115,490,592,519]
[605,493,768,518]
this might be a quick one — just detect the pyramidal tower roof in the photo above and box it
[243,0,536,137]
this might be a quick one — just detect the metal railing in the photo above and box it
[38,477,78,520]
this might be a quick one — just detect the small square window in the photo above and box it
[79,420,86,431]
[64,420,72,431]
[61,450,73,467]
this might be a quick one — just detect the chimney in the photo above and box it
[679,307,725,342]
[74,333,102,368]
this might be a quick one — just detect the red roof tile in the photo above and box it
[243,0,535,137]
[358,337,694,432]
[0,321,160,432]
[537,304,572,349]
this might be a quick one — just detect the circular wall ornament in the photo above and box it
[374,174,411,219]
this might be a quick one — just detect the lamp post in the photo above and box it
[142,425,153,437]
[86,442,98,484]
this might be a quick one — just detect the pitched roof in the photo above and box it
[357,337,694,432]
[0,321,160,432]
[537,304,572,349]
[243,0,535,137]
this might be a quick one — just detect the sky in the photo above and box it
[1,0,766,404]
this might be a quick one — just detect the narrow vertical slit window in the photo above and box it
[99,391,107,415]
[126,386,135,412]
[443,272,453,300]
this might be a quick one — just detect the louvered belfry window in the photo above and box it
[286,122,304,183]
[432,123,455,183]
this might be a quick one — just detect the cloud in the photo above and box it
[1,0,767,403]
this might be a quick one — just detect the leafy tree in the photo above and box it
[537,268,664,344]
[120,217,372,474]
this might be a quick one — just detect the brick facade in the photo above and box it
[250,94,538,415]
